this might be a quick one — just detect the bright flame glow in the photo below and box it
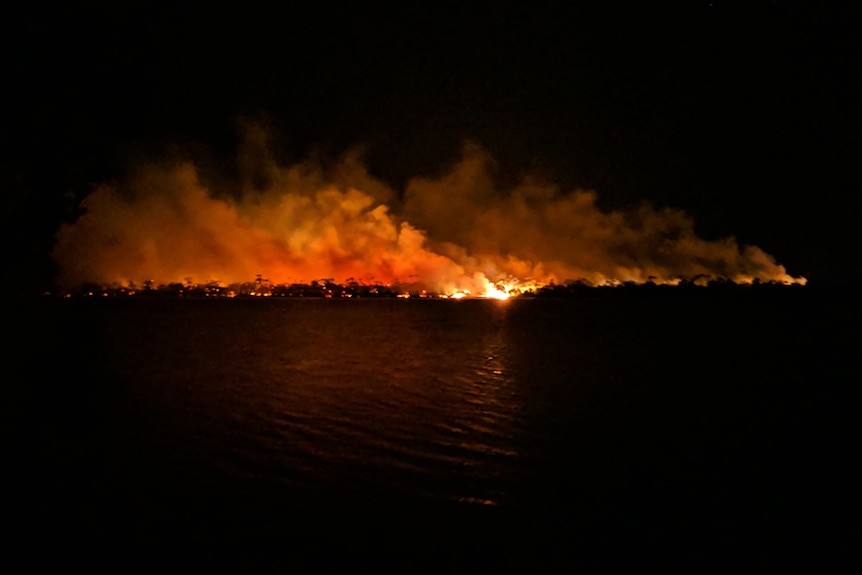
[482,282,511,300]
[52,132,806,292]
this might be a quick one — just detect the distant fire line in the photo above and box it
[52,276,806,299]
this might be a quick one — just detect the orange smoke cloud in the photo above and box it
[53,164,464,291]
[53,137,805,294]
[402,144,804,287]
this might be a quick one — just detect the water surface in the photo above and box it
[5,295,856,566]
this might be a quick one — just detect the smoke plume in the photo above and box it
[53,135,804,295]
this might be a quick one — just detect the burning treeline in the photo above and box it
[53,136,805,298]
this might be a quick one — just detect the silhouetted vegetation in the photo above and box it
[531,278,807,301]
[50,276,807,300]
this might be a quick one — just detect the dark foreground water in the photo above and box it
[4,294,858,568]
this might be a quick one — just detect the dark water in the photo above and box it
[4,295,857,567]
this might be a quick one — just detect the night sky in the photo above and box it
[3,1,859,293]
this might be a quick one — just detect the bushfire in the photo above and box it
[53,138,805,294]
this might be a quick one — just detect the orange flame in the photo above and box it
[52,139,806,293]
